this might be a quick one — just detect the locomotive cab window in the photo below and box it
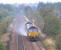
[28,26,38,32]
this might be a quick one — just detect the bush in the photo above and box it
[0,42,6,50]
[56,34,61,50]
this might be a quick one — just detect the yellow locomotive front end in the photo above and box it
[27,26,40,39]
[28,32,39,39]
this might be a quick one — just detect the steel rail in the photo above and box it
[22,36,26,50]
[17,34,18,50]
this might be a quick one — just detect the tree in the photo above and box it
[0,16,13,35]
[37,7,61,37]
[24,6,34,17]
[43,16,61,37]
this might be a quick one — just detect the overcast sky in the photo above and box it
[0,0,61,4]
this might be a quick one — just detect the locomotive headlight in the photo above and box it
[28,33,31,36]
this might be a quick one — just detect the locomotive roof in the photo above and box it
[26,22,32,24]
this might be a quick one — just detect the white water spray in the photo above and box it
[8,15,28,36]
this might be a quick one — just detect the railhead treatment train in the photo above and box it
[25,22,40,40]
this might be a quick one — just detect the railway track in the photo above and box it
[18,35,34,50]
[17,35,46,50]
[18,35,25,50]
[31,41,46,50]
[9,31,46,50]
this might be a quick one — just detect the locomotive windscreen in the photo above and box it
[28,26,38,32]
